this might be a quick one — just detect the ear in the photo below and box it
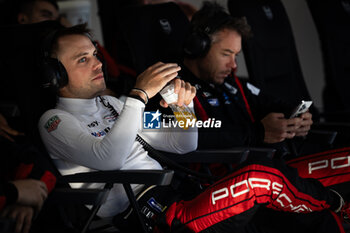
[17,13,29,24]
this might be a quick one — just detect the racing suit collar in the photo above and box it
[57,97,100,114]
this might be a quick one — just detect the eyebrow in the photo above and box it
[223,48,241,54]
[40,9,53,16]
[71,49,97,60]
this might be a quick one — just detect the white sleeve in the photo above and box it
[39,97,144,171]
[139,101,198,154]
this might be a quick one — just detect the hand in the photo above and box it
[294,112,313,137]
[0,113,24,142]
[261,113,302,143]
[11,179,48,212]
[160,79,196,108]
[0,204,34,233]
[133,62,181,100]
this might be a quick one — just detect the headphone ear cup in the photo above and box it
[41,57,68,90]
[57,60,69,87]
[183,31,211,59]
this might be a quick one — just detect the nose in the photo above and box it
[93,56,103,71]
[227,56,237,70]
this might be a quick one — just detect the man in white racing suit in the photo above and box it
[38,24,197,218]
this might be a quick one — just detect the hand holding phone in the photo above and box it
[289,100,313,118]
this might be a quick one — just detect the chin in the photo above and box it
[213,78,225,85]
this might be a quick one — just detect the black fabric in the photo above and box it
[306,0,350,121]
[0,137,58,210]
[179,66,294,156]
[114,2,190,73]
[0,21,60,137]
[0,182,18,208]
[113,175,201,233]
[244,208,343,233]
[227,0,319,121]
[97,0,141,66]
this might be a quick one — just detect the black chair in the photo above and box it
[0,21,61,136]
[227,0,350,154]
[228,0,318,117]
[97,0,141,67]
[98,1,190,73]
[306,0,350,122]
[35,169,174,233]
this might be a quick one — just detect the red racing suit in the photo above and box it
[163,155,346,233]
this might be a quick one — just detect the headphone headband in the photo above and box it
[184,12,232,58]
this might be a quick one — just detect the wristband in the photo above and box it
[129,94,146,105]
[131,88,149,104]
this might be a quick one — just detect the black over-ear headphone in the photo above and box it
[183,12,233,59]
[41,29,106,91]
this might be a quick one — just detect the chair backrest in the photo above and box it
[306,0,350,115]
[98,2,190,73]
[228,0,317,115]
[0,21,60,136]
[97,0,140,66]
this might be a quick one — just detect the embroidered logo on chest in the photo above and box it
[91,127,111,137]
[103,114,118,123]
[87,120,100,128]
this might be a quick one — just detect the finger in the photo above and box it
[162,70,180,85]
[160,65,181,79]
[23,213,32,233]
[177,80,186,106]
[15,212,24,233]
[191,86,196,98]
[153,62,178,73]
[0,131,15,142]
[270,112,285,119]
[2,126,23,137]
[40,181,48,194]
[184,82,195,105]
[285,123,300,132]
[286,117,302,126]
[184,82,192,101]
[301,112,312,119]
[152,63,180,78]
[173,78,182,94]
[147,61,165,71]
[284,132,296,139]
[301,119,313,127]
[159,99,169,108]
[296,126,310,134]
[299,131,309,137]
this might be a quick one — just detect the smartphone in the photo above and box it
[289,100,313,118]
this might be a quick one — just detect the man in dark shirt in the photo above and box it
[180,1,313,155]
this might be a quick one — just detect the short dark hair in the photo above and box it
[18,0,59,15]
[190,1,251,39]
[46,23,92,57]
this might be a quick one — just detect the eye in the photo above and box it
[78,57,87,63]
